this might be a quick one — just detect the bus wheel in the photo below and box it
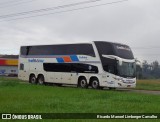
[29,75,37,84]
[78,77,88,88]
[37,75,45,85]
[91,78,99,89]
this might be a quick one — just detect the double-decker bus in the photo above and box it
[18,41,136,89]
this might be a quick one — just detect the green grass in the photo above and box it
[0,77,160,122]
[136,80,160,91]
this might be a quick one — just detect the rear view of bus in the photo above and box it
[94,41,136,88]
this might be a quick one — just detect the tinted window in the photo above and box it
[43,63,98,73]
[20,46,31,55]
[72,63,98,73]
[95,41,117,74]
[20,47,27,55]
[95,41,134,59]
[20,44,95,57]
[43,63,71,72]
[94,41,115,55]
[101,57,117,74]
[113,44,134,59]
[28,46,52,55]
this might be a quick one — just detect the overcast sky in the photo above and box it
[0,0,160,63]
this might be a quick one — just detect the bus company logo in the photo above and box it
[28,59,44,63]
[116,46,131,51]
[78,56,88,59]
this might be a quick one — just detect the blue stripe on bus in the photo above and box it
[70,55,79,62]
[56,58,64,63]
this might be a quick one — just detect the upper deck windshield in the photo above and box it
[113,43,134,59]
[94,41,134,59]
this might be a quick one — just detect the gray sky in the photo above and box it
[0,0,160,63]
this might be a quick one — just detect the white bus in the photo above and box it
[18,41,136,89]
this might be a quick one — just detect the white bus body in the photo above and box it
[18,41,136,89]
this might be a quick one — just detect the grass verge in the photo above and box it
[136,80,160,91]
[0,77,159,121]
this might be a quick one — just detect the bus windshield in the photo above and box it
[113,43,134,59]
[117,62,136,78]
[94,41,134,59]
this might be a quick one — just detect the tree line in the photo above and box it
[136,60,160,79]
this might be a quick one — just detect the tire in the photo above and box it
[78,77,88,88]
[91,78,100,89]
[37,75,45,85]
[29,75,37,84]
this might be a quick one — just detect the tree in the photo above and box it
[151,61,160,78]
[141,60,160,79]
[135,59,142,79]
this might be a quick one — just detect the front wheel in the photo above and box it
[91,78,100,89]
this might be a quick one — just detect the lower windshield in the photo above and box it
[118,62,136,78]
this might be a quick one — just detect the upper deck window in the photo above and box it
[20,44,95,57]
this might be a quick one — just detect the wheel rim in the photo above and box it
[31,77,36,84]
[38,78,44,85]
[80,79,87,87]
[92,80,99,89]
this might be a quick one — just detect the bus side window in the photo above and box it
[104,65,115,74]
[108,66,115,74]
[20,63,24,70]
